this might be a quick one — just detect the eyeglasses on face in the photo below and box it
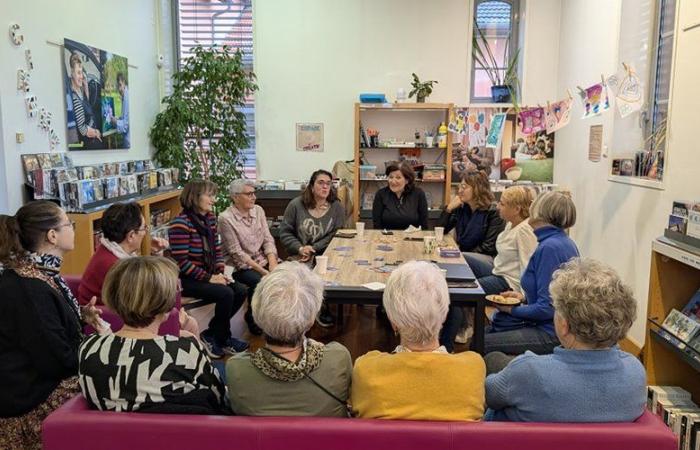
[237,190,257,198]
[57,221,76,230]
[315,180,332,187]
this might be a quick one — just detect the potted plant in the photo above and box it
[409,73,438,103]
[472,23,521,108]
[150,44,258,211]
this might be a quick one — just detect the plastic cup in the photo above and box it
[434,227,444,242]
[315,256,328,275]
[423,236,436,254]
[356,222,365,238]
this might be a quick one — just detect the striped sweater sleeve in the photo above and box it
[70,92,89,136]
[211,216,225,274]
[168,216,210,281]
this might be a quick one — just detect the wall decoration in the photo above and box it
[17,68,30,92]
[518,107,546,135]
[579,82,610,119]
[63,38,130,150]
[9,23,23,46]
[25,49,34,70]
[614,69,643,118]
[588,125,603,162]
[544,97,573,134]
[485,112,507,149]
[25,94,37,118]
[296,123,324,152]
[467,109,487,148]
[448,108,468,135]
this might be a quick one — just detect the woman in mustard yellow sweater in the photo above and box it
[351,261,485,421]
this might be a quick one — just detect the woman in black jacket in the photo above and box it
[438,171,504,256]
[437,171,505,352]
[372,163,428,230]
[0,201,103,449]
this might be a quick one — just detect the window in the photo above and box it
[175,0,256,180]
[471,0,520,103]
[645,0,676,180]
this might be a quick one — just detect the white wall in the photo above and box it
[0,0,165,214]
[554,0,700,345]
[253,0,561,181]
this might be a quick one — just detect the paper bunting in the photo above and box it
[545,98,573,134]
[518,107,546,135]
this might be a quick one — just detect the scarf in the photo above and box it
[100,238,136,259]
[455,204,488,252]
[184,208,217,274]
[16,253,81,319]
[251,338,325,382]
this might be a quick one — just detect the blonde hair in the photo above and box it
[102,256,178,328]
[550,258,636,348]
[500,186,535,219]
[383,261,449,346]
[529,191,576,229]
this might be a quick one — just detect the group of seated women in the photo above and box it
[0,166,647,449]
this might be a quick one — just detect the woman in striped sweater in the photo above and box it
[169,180,248,358]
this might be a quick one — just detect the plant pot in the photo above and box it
[416,96,426,103]
[491,85,511,103]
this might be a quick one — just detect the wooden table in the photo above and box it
[318,230,486,353]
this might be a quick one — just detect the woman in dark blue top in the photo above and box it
[438,171,505,352]
[484,191,579,369]
[372,163,428,230]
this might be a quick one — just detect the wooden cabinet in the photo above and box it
[643,239,700,403]
[62,189,182,275]
[353,102,453,225]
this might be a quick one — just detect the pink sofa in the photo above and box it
[43,396,676,450]
[64,275,180,336]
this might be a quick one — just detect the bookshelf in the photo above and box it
[353,102,453,224]
[61,189,182,275]
[643,238,700,403]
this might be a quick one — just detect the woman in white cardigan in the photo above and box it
[464,187,537,295]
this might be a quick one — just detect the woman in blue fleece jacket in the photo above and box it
[484,191,579,358]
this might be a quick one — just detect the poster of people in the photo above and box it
[451,108,555,183]
[63,38,130,150]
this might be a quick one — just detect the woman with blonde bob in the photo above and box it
[226,262,352,417]
[352,261,485,421]
[464,186,538,295]
[485,191,579,357]
[486,258,646,422]
[79,257,226,414]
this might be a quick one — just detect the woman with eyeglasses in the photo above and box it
[279,169,345,327]
[0,201,105,449]
[78,202,197,335]
[169,180,249,359]
[437,171,505,352]
[219,179,280,336]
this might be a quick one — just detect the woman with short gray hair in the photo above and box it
[225,262,352,417]
[351,261,486,421]
[484,191,579,359]
[218,178,280,336]
[485,258,646,422]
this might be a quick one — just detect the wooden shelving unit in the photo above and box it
[353,102,453,224]
[62,189,183,275]
[643,238,700,403]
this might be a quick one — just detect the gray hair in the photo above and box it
[252,261,324,345]
[228,178,256,197]
[383,261,449,346]
[529,191,576,229]
[550,258,636,348]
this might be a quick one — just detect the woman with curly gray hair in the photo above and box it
[485,258,646,422]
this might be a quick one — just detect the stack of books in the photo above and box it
[648,386,700,450]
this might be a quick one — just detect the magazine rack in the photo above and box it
[644,238,700,403]
[61,189,182,275]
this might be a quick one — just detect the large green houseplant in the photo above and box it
[150,44,258,211]
[472,23,520,109]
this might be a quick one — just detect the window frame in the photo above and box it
[470,0,521,103]
[645,0,675,142]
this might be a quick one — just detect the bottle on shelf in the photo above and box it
[438,122,447,148]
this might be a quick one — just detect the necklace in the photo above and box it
[266,345,302,355]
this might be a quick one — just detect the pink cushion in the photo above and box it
[43,396,676,450]
[64,275,180,336]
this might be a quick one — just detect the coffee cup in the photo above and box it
[423,236,436,254]
[434,227,444,243]
[356,222,365,238]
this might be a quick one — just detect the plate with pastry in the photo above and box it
[485,294,522,306]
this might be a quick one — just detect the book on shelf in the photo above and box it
[647,386,692,412]
[660,309,700,349]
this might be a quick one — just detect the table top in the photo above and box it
[318,230,482,298]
